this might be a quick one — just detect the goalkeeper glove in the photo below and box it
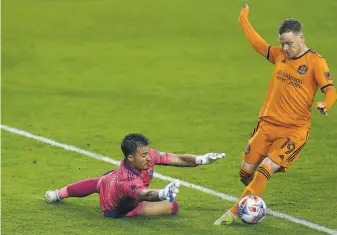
[159,180,180,202]
[196,153,226,165]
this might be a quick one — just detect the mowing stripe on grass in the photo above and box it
[2,124,336,235]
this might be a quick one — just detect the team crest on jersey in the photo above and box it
[297,65,308,75]
[325,72,331,80]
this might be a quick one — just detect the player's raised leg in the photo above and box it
[239,120,271,186]
[45,178,100,202]
[233,158,278,214]
[215,127,308,225]
[215,121,272,225]
[214,157,278,225]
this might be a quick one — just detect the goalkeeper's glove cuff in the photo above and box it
[196,156,206,165]
[158,189,166,201]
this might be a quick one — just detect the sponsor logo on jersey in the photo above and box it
[276,70,302,88]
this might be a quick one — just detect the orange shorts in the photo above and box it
[242,120,310,168]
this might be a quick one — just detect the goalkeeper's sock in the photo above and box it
[171,201,179,215]
[239,167,254,186]
[58,178,99,199]
[229,164,272,216]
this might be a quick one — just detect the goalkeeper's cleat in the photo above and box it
[45,190,61,203]
[214,211,236,225]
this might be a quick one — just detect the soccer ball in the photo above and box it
[237,195,267,224]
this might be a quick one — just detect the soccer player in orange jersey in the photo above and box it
[214,3,337,225]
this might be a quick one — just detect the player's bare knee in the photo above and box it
[239,161,256,185]
[171,201,179,215]
[262,157,281,173]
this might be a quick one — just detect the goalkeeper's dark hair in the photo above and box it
[121,133,150,158]
[278,18,303,35]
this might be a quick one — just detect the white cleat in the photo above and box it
[45,190,61,203]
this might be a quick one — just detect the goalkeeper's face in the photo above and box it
[131,146,151,171]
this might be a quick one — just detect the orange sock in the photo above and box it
[229,164,272,216]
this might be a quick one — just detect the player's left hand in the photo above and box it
[316,102,328,116]
[196,153,226,165]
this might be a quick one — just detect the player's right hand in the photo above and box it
[159,180,180,202]
[316,102,328,116]
[240,3,249,21]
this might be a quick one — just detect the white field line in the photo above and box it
[1,124,336,235]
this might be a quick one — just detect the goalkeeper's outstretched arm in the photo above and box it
[169,153,226,167]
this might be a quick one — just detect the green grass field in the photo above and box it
[2,0,337,234]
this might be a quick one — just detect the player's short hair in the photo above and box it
[278,18,302,35]
[121,133,150,157]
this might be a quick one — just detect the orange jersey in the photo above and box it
[260,48,333,128]
[239,8,335,128]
